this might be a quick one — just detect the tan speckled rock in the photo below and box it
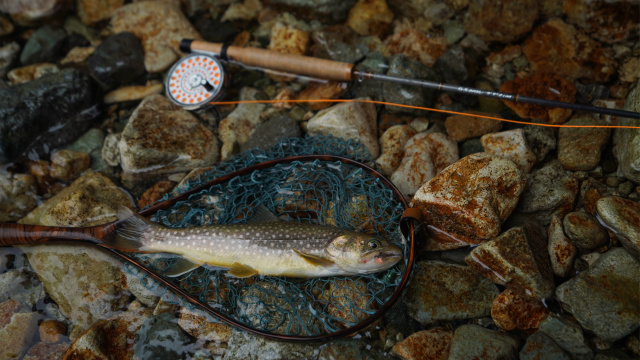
[7,63,59,84]
[346,0,393,37]
[558,116,610,171]
[491,289,548,331]
[444,112,503,142]
[481,129,537,173]
[547,214,576,277]
[465,0,539,43]
[49,149,90,181]
[268,21,309,56]
[596,196,640,257]
[391,328,453,360]
[375,125,417,176]
[178,307,232,342]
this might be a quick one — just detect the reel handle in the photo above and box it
[185,39,354,82]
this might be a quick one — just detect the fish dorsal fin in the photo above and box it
[293,249,335,267]
[246,205,280,223]
[108,205,155,251]
[165,258,202,277]
[228,262,259,277]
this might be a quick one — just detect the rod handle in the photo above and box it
[186,40,354,82]
[0,223,106,247]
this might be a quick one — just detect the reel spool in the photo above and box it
[166,53,228,110]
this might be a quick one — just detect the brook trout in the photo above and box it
[113,206,403,278]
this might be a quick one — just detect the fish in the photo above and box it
[109,206,403,278]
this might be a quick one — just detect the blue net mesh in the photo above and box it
[123,135,409,336]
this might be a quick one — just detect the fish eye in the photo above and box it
[367,240,381,249]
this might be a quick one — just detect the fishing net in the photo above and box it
[122,135,410,338]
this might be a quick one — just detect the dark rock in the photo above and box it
[383,54,440,115]
[524,125,556,162]
[20,25,67,65]
[88,32,145,90]
[0,68,101,163]
[352,51,388,101]
[193,16,240,43]
[519,332,571,360]
[267,0,357,23]
[0,42,20,78]
[459,138,484,158]
[134,313,192,360]
[575,82,610,104]
[538,313,594,360]
[434,45,468,85]
[240,115,301,152]
[311,26,368,64]
[448,325,520,360]
[61,32,90,55]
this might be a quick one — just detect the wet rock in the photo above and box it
[383,54,440,116]
[563,212,609,251]
[0,173,38,222]
[351,51,387,100]
[64,301,152,359]
[64,128,106,171]
[88,32,145,90]
[138,180,174,208]
[444,112,502,142]
[7,63,59,85]
[0,302,40,360]
[403,261,499,324]
[481,129,537,173]
[411,152,526,248]
[219,87,267,160]
[0,269,43,308]
[518,161,579,225]
[465,0,539,43]
[491,289,548,331]
[375,125,417,176]
[60,46,94,65]
[596,196,640,256]
[613,81,640,183]
[390,132,459,198]
[523,18,616,82]
[548,214,577,277]
[49,149,90,181]
[240,115,301,152]
[119,94,219,182]
[385,20,447,67]
[391,328,453,360]
[20,25,67,65]
[311,25,377,66]
[555,247,640,342]
[519,332,571,360]
[0,42,20,78]
[225,328,318,360]
[434,45,468,86]
[346,0,393,36]
[23,342,69,360]
[307,98,379,157]
[499,72,576,124]
[565,0,639,44]
[221,0,262,21]
[268,21,310,56]
[134,312,192,360]
[538,313,593,360]
[104,83,164,104]
[448,325,520,360]
[0,69,101,164]
[77,0,123,25]
[296,81,349,110]
[178,307,232,342]
[524,125,556,162]
[466,223,555,300]
[558,116,611,171]
[102,132,122,167]
[111,0,201,73]
[459,138,484,158]
[39,319,66,344]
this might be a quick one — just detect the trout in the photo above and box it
[113,206,403,278]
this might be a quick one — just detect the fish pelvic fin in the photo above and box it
[228,262,259,278]
[104,205,154,251]
[292,249,335,267]
[165,258,202,277]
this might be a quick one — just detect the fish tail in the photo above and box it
[103,206,155,251]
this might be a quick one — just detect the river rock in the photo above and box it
[391,328,453,360]
[444,112,503,142]
[596,196,640,256]
[77,0,123,25]
[0,269,43,308]
[23,342,69,360]
[225,329,318,360]
[565,0,639,44]
[49,149,90,181]
[375,125,417,176]
[411,152,526,248]
[548,214,577,277]
[64,128,106,171]
[267,0,356,23]
[524,124,556,162]
[178,307,232,342]
[39,319,66,344]
[351,51,387,101]
[317,340,375,360]
[111,0,201,73]
[19,25,67,65]
[465,0,538,43]
[306,98,379,157]
[491,289,548,331]
[296,81,349,110]
[0,0,70,25]
[0,42,20,78]
[0,69,101,163]
[218,87,267,160]
[104,83,164,104]
[240,115,301,152]
[102,132,121,166]
[563,211,609,251]
[383,54,440,115]
[466,223,555,300]
[447,325,520,360]
[0,173,37,222]
[317,278,374,326]
[524,18,617,82]
[0,301,40,360]
[613,81,640,183]
[403,261,499,324]
[538,313,593,360]
[221,0,262,21]
[517,161,579,225]
[60,46,95,65]
[558,116,611,171]
[481,129,537,173]
[346,0,393,36]
[555,247,640,342]
[88,32,145,90]
[7,63,59,85]
[119,94,219,182]
[269,21,310,56]
[133,312,192,359]
[390,132,459,198]
[385,20,447,67]
[519,332,571,360]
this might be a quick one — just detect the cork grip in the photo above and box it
[188,40,354,82]
[0,223,109,247]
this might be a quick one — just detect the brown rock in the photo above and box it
[7,63,59,85]
[346,0,394,37]
[178,307,232,342]
[558,116,611,171]
[138,180,175,208]
[548,214,577,277]
[268,22,309,56]
[296,81,349,110]
[563,212,609,251]
[0,308,40,360]
[466,223,555,300]
[391,328,453,360]
[499,72,576,124]
[77,0,123,25]
[385,19,447,67]
[565,0,639,44]
[465,0,539,43]
[0,299,21,329]
[523,18,617,82]
[491,289,548,331]
[23,342,69,360]
[620,57,640,83]
[481,129,537,174]
[444,112,503,142]
[375,125,417,176]
[0,16,14,36]
[49,150,90,181]
[39,319,66,344]
[60,47,95,65]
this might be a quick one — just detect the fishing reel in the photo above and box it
[165,52,228,110]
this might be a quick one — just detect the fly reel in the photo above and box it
[165,53,228,110]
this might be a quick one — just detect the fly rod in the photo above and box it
[171,39,640,120]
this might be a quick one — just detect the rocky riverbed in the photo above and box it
[0,0,639,359]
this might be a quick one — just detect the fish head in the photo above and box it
[325,233,403,274]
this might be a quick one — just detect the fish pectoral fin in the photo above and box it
[164,258,202,277]
[292,249,335,267]
[228,262,259,278]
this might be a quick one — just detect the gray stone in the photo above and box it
[519,332,571,360]
[518,161,579,225]
[548,214,577,277]
[524,124,556,162]
[613,82,640,183]
[225,329,318,360]
[352,51,388,101]
[0,41,19,78]
[538,314,594,360]
[563,211,609,250]
[20,25,67,65]
[618,181,635,197]
[443,19,465,44]
[383,54,440,115]
[311,27,368,64]
[448,325,519,360]
[403,261,499,324]
[459,138,484,158]
[123,272,161,308]
[64,128,107,172]
[266,0,356,22]
[0,269,43,307]
[434,45,468,85]
[596,196,640,256]
[88,32,145,90]
[555,248,640,342]
[240,115,301,152]
[134,313,192,360]
[558,116,611,171]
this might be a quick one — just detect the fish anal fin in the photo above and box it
[293,249,335,267]
[228,262,259,278]
[165,258,202,277]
